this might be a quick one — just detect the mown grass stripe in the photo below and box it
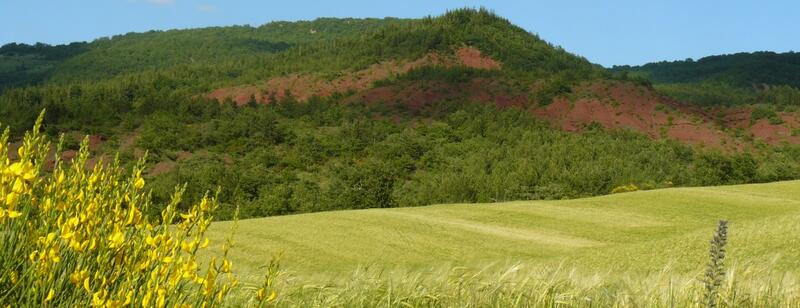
[207,181,800,285]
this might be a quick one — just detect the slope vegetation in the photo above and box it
[613,52,800,87]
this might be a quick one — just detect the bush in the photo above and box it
[610,184,639,194]
[137,113,196,155]
[750,105,778,124]
[327,160,398,210]
[692,152,757,185]
[0,114,277,306]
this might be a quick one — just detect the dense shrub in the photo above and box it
[0,115,277,306]
[611,184,639,194]
[691,152,757,185]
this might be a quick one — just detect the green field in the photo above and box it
[208,181,800,296]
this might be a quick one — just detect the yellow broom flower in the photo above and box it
[92,290,107,307]
[108,228,125,249]
[255,288,266,301]
[134,177,145,190]
[70,269,89,287]
[44,288,55,302]
[5,192,19,208]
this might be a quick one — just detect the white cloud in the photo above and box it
[196,4,217,13]
[146,0,176,5]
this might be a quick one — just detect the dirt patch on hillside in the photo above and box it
[749,116,800,145]
[348,81,454,110]
[119,130,145,159]
[7,141,21,161]
[147,150,195,176]
[208,56,444,104]
[456,46,501,70]
[533,81,737,148]
[208,46,502,105]
[87,135,106,151]
[717,108,800,145]
[719,107,752,129]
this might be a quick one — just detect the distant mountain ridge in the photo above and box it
[611,51,800,88]
[610,51,800,114]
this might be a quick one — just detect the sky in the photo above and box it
[1,0,798,67]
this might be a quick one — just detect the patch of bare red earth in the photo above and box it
[207,54,444,105]
[751,115,800,145]
[207,46,499,105]
[721,107,800,145]
[455,46,501,70]
[534,82,738,149]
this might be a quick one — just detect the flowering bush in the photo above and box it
[0,113,275,307]
[610,183,639,194]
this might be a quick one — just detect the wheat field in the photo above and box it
[206,181,800,306]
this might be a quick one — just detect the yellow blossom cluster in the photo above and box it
[0,130,38,220]
[0,112,275,306]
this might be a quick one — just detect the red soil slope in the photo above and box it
[208,46,500,105]
[720,107,800,145]
[349,79,738,148]
[207,46,800,149]
[534,82,739,148]
[456,46,501,70]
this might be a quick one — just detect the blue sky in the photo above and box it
[1,0,797,66]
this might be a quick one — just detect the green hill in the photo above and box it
[2,9,800,224]
[0,8,601,130]
[612,52,800,107]
[1,8,599,89]
[0,17,411,88]
[47,17,415,84]
[612,52,800,87]
[0,42,88,89]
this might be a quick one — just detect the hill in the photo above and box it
[2,9,800,221]
[204,180,800,304]
[612,51,800,88]
[0,18,411,89]
[0,42,88,89]
[611,52,800,109]
[1,9,599,89]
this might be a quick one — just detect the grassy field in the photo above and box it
[206,181,800,306]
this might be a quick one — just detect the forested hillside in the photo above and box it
[2,9,800,220]
[612,52,800,107]
[613,52,800,87]
[0,42,88,89]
